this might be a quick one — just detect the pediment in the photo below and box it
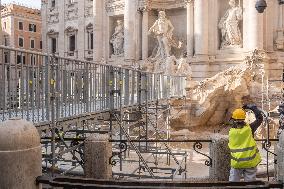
[86,23,93,30]
[47,29,58,35]
[65,26,78,33]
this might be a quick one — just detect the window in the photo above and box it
[18,22,23,30]
[51,38,57,53]
[4,36,9,46]
[69,35,75,51]
[4,52,9,63]
[30,55,36,65]
[29,24,37,32]
[40,41,42,49]
[51,0,56,8]
[87,32,93,50]
[30,39,35,49]
[17,54,26,64]
[18,37,24,47]
[3,22,6,30]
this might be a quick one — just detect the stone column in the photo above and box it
[77,0,85,60]
[264,0,276,51]
[84,134,112,179]
[275,3,284,50]
[0,118,41,189]
[186,1,194,58]
[243,0,264,50]
[93,0,104,62]
[194,0,208,57]
[41,1,48,53]
[124,0,136,63]
[58,0,65,57]
[209,134,230,181]
[142,10,149,60]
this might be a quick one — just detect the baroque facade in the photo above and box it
[41,0,284,81]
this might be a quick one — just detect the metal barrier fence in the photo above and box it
[0,46,186,125]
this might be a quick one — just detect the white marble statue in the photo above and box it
[110,20,124,55]
[163,56,177,75]
[218,0,243,48]
[148,11,174,59]
[176,53,192,80]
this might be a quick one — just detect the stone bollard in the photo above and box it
[276,131,284,182]
[209,134,230,181]
[0,118,41,189]
[84,134,112,179]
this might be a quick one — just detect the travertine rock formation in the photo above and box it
[170,50,270,130]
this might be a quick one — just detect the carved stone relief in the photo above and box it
[65,0,78,20]
[48,12,59,24]
[138,0,189,10]
[85,6,93,17]
[105,0,125,15]
[84,0,93,18]
[66,0,78,8]
[65,7,78,20]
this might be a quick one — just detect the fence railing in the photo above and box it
[0,46,186,125]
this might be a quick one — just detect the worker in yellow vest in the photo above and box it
[229,104,264,181]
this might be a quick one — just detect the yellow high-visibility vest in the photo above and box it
[228,124,261,169]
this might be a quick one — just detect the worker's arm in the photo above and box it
[243,104,264,134]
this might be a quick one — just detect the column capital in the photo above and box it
[137,0,151,12]
[184,0,194,5]
[137,6,151,13]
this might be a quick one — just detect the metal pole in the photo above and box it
[50,56,56,177]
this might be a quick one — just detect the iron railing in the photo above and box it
[0,45,186,125]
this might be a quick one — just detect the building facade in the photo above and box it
[41,0,284,82]
[1,4,42,52]
[0,4,42,108]
[41,0,94,60]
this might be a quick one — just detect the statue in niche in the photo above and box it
[148,11,176,59]
[110,20,124,55]
[218,0,243,49]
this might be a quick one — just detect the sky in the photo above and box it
[1,0,41,9]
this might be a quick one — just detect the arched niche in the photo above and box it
[217,0,244,50]
[148,8,187,58]
[109,15,124,57]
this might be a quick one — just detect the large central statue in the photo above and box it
[148,11,174,59]
[218,0,243,49]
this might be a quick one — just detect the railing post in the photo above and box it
[276,131,284,182]
[209,135,230,181]
[84,134,112,179]
[0,118,41,189]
